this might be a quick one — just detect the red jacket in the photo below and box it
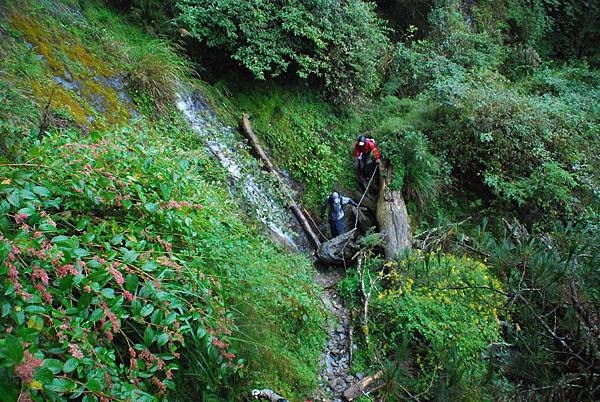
[354,139,380,161]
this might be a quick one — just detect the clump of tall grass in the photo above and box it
[124,38,193,108]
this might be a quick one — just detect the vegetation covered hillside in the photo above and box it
[1,0,599,401]
[0,2,325,400]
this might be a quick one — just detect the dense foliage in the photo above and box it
[176,0,390,102]
[1,3,325,400]
[0,119,325,401]
[370,253,505,400]
[1,0,599,400]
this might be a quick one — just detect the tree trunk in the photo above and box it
[376,163,411,259]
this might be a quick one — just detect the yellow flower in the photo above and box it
[30,380,43,390]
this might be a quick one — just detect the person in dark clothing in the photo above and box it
[324,191,358,237]
[354,135,380,178]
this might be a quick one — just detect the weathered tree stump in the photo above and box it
[376,163,411,259]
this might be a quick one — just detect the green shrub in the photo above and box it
[468,221,600,400]
[370,253,505,400]
[226,84,360,210]
[0,117,325,400]
[422,68,599,221]
[176,0,390,102]
[80,5,192,109]
[377,124,444,206]
[123,38,192,108]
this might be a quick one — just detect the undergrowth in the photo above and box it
[0,1,326,400]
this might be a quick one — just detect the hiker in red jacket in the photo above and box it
[354,135,380,179]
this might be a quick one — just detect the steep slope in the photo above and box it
[0,2,326,400]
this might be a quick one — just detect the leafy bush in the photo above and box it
[176,0,390,102]
[422,68,599,221]
[225,84,360,210]
[123,38,192,108]
[370,253,505,400]
[468,221,600,400]
[0,116,325,400]
[80,5,192,110]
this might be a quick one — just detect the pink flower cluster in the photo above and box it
[56,319,71,343]
[56,263,78,278]
[157,256,183,273]
[114,193,131,208]
[14,213,29,224]
[4,240,32,301]
[156,237,172,253]
[107,261,125,286]
[100,302,119,333]
[69,343,84,359]
[32,266,49,285]
[14,351,43,384]
[211,336,236,361]
[160,200,203,210]
[123,290,135,302]
[39,211,56,227]
[32,266,52,303]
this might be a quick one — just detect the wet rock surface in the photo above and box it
[314,268,361,401]
[177,90,310,251]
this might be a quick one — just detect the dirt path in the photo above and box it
[314,267,362,401]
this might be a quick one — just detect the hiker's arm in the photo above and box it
[342,197,358,207]
[372,143,380,161]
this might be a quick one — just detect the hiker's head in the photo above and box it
[331,192,340,202]
[357,135,366,146]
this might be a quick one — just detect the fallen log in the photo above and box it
[290,205,321,248]
[240,113,278,175]
[342,370,383,401]
[316,229,357,265]
[376,163,411,259]
[240,113,321,249]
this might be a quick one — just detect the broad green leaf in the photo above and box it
[141,261,157,272]
[46,378,77,393]
[85,377,102,392]
[63,358,78,373]
[144,203,158,214]
[33,186,51,197]
[101,288,115,299]
[89,308,104,322]
[144,326,154,346]
[110,234,124,245]
[5,335,23,364]
[34,366,54,384]
[125,274,138,291]
[140,304,154,317]
[44,359,63,374]
[24,305,46,313]
[121,248,138,264]
[51,235,70,244]
[73,248,89,258]
[157,332,170,347]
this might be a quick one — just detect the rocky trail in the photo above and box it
[314,268,364,402]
